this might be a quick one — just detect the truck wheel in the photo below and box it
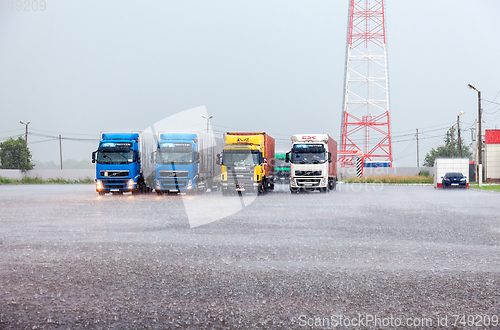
[156,191,163,196]
[290,187,299,194]
[258,184,266,195]
[329,180,336,190]
[321,187,328,193]
[98,191,106,196]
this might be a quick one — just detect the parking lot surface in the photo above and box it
[1,184,499,329]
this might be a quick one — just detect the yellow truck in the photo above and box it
[217,133,275,195]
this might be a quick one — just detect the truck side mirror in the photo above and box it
[92,151,96,164]
[216,153,222,165]
[196,152,200,163]
[263,158,268,165]
[285,152,290,163]
[137,153,141,163]
[328,152,332,163]
[151,152,155,163]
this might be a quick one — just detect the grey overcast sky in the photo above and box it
[1,0,499,166]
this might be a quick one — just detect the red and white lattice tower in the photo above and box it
[340,0,392,167]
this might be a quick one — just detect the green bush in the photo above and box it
[418,170,430,177]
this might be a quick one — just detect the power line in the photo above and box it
[0,129,24,134]
[30,128,98,137]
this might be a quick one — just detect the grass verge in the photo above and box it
[469,184,500,192]
[342,175,433,184]
[0,176,93,185]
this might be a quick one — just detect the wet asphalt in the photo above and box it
[1,184,500,329]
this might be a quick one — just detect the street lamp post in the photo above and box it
[202,115,213,134]
[19,120,30,169]
[468,84,482,184]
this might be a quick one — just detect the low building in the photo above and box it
[485,129,500,183]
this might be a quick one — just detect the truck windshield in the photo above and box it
[97,151,134,164]
[291,145,326,164]
[223,151,260,166]
[157,146,194,164]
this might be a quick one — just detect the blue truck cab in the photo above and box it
[92,132,145,195]
[154,133,201,194]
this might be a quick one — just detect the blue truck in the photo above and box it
[154,132,222,195]
[92,132,154,195]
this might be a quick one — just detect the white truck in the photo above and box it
[433,158,469,189]
[285,134,338,193]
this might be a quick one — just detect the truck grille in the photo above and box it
[295,170,322,176]
[102,179,128,189]
[160,179,187,189]
[226,168,253,184]
[160,171,188,178]
[100,170,129,177]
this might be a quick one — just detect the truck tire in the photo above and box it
[156,190,163,196]
[98,191,106,196]
[290,187,299,194]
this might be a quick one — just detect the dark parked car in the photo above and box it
[442,172,467,189]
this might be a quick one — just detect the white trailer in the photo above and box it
[433,158,469,188]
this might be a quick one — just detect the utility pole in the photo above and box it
[59,135,63,170]
[475,119,478,182]
[457,115,462,158]
[468,84,482,182]
[416,128,419,167]
[19,120,30,169]
[451,126,454,158]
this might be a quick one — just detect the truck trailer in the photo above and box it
[92,132,154,195]
[286,134,337,193]
[154,132,222,195]
[218,132,275,195]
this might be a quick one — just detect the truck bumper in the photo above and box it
[290,177,327,189]
[96,178,136,192]
[221,181,259,193]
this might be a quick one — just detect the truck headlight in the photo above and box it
[188,179,193,188]
[96,180,103,191]
[127,179,135,189]
[155,179,160,188]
